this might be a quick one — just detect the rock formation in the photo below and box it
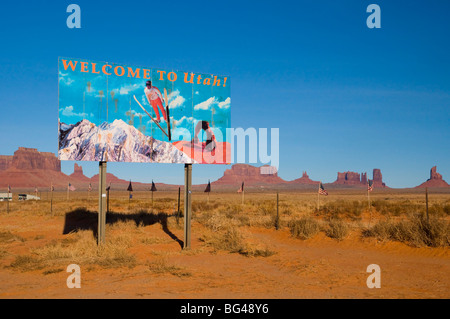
[0,147,67,188]
[0,147,173,190]
[289,171,318,185]
[0,147,60,172]
[416,166,449,188]
[0,155,13,171]
[361,172,367,185]
[69,163,91,182]
[372,169,386,187]
[333,171,366,186]
[3,147,437,189]
[14,147,61,171]
[332,169,386,188]
[214,164,286,186]
[430,166,443,180]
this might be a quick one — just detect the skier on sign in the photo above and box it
[192,120,216,153]
[144,80,167,123]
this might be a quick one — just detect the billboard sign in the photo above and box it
[58,58,231,164]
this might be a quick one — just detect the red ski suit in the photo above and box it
[144,86,167,122]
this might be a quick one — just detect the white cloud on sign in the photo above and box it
[194,96,230,111]
[168,90,185,108]
[218,97,231,109]
[61,105,92,118]
[175,116,194,125]
[194,97,217,110]
[119,83,143,95]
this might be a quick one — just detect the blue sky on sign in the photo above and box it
[0,0,449,187]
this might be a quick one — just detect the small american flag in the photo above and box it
[368,180,374,192]
[237,181,244,193]
[151,180,157,192]
[68,183,76,191]
[127,181,133,192]
[318,182,328,196]
[204,180,211,193]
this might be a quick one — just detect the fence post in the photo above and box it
[184,164,192,250]
[276,192,280,230]
[98,161,107,245]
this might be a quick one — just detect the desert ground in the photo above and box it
[0,189,448,299]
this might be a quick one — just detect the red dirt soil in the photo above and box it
[0,214,448,299]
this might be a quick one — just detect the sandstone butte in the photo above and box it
[213,164,285,186]
[331,169,386,188]
[288,171,319,185]
[0,147,448,190]
[0,147,140,190]
[416,166,450,188]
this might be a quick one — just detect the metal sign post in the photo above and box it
[184,164,192,250]
[98,161,107,245]
[50,193,53,216]
[106,188,110,213]
[177,187,181,224]
[276,192,280,230]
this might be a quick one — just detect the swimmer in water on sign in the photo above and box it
[192,120,216,153]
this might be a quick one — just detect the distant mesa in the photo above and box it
[73,163,83,175]
[0,147,146,190]
[332,169,386,188]
[70,162,150,188]
[416,166,449,188]
[89,172,134,185]
[0,147,67,188]
[70,163,90,182]
[289,171,318,185]
[214,164,286,186]
[430,166,443,181]
[334,171,364,186]
[3,147,444,190]
[372,169,386,188]
[0,147,60,172]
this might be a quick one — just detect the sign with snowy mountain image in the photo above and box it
[58,58,231,164]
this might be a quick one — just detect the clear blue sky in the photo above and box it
[0,0,449,188]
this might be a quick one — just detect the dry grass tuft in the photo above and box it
[371,199,425,216]
[43,268,64,275]
[148,257,191,277]
[0,231,26,243]
[200,222,276,257]
[9,230,137,272]
[325,219,349,241]
[9,255,45,272]
[201,227,246,253]
[363,214,449,247]
[318,200,365,220]
[288,216,320,240]
[238,245,277,258]
[192,201,220,213]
